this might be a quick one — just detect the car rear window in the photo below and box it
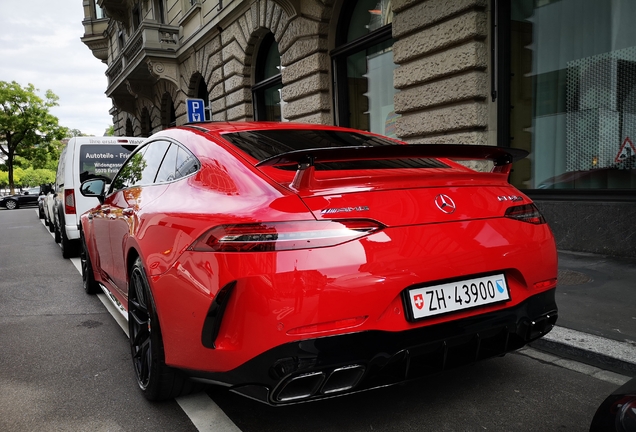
[79,144,139,183]
[221,129,449,170]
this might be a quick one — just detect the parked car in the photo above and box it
[38,183,53,219]
[0,187,42,210]
[51,136,144,257]
[590,377,636,431]
[79,122,558,404]
[537,154,636,189]
[37,194,45,218]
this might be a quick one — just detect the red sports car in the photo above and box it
[79,122,558,404]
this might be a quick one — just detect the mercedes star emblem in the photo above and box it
[434,194,456,214]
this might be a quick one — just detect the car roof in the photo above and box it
[180,121,367,136]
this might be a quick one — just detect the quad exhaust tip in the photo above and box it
[275,365,365,402]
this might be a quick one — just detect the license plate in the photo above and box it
[405,274,510,321]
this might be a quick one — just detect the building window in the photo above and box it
[194,76,210,121]
[141,108,152,137]
[94,1,105,19]
[161,93,176,128]
[156,0,165,24]
[126,118,134,136]
[503,0,636,190]
[132,3,141,31]
[253,33,284,121]
[332,0,398,138]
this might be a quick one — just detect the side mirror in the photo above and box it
[80,178,106,204]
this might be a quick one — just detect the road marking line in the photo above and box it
[177,394,242,432]
[42,211,241,432]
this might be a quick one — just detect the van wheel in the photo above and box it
[60,226,79,259]
[54,221,61,242]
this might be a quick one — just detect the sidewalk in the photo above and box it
[529,250,636,376]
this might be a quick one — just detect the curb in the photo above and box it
[529,326,636,377]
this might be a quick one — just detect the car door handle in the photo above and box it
[122,208,134,216]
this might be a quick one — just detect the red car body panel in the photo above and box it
[152,218,556,372]
[80,122,558,404]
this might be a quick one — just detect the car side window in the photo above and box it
[155,144,178,183]
[155,143,199,183]
[110,141,171,192]
[110,146,148,192]
[138,140,170,185]
[175,146,199,178]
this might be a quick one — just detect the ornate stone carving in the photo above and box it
[146,59,179,87]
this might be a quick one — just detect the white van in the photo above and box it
[52,136,145,258]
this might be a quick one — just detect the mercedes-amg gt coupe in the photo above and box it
[79,122,558,405]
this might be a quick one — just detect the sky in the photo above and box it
[0,0,112,137]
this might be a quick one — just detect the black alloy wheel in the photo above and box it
[128,257,200,400]
[80,234,100,294]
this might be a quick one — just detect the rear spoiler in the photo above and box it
[255,144,528,191]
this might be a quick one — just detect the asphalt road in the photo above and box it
[0,207,196,432]
[0,206,629,431]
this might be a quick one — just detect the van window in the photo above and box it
[79,144,138,183]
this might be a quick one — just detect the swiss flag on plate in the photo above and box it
[413,294,424,310]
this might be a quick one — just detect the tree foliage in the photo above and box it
[0,81,67,193]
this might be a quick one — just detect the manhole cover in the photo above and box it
[558,269,593,286]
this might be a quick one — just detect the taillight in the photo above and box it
[64,189,76,214]
[505,204,546,224]
[188,220,384,252]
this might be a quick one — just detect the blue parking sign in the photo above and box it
[186,98,206,123]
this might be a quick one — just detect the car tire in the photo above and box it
[5,200,17,210]
[81,234,100,294]
[59,220,79,259]
[38,207,44,219]
[54,221,61,242]
[48,218,55,232]
[128,257,202,401]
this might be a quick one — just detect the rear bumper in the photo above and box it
[65,222,80,240]
[184,288,557,405]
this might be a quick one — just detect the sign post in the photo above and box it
[186,98,206,123]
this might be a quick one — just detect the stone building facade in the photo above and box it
[82,0,636,258]
[82,0,492,142]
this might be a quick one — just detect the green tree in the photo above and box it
[18,167,55,187]
[104,125,115,136]
[68,128,86,138]
[0,81,67,193]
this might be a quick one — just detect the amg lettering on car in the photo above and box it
[320,206,370,215]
